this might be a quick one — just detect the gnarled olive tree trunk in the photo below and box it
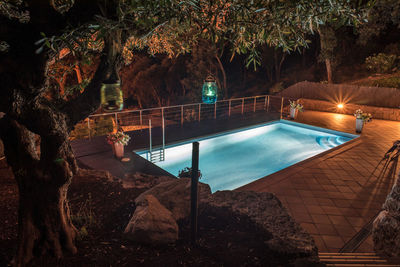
[1,116,77,266]
[0,27,116,264]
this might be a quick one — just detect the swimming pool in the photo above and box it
[138,120,357,192]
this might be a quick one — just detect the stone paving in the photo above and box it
[240,110,400,252]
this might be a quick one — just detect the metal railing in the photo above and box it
[70,95,295,149]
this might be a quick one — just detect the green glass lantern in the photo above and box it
[101,81,123,112]
[202,74,218,104]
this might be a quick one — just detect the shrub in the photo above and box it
[70,116,115,140]
[365,53,398,73]
[71,193,97,240]
[269,82,284,94]
[178,167,202,179]
[70,121,93,140]
[372,76,400,88]
[94,116,115,136]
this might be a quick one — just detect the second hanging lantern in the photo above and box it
[202,74,218,104]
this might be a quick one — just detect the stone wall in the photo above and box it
[279,81,400,109]
[298,98,400,121]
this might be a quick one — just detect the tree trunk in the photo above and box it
[325,58,333,83]
[0,3,120,265]
[0,118,77,266]
[302,47,307,68]
[215,54,227,98]
[318,26,336,84]
[274,50,286,82]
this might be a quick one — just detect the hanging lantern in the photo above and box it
[202,74,218,104]
[101,62,123,112]
[101,81,123,112]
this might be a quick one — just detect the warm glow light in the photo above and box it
[337,103,344,109]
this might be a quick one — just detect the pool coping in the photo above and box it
[134,118,361,190]
[135,119,358,154]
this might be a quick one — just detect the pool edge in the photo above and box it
[236,134,362,192]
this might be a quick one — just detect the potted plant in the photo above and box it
[354,109,372,133]
[106,129,131,159]
[289,100,304,119]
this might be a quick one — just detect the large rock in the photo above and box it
[123,172,175,189]
[135,178,212,221]
[373,173,400,256]
[124,194,178,244]
[204,190,318,257]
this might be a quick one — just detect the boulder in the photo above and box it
[124,194,178,244]
[135,178,212,221]
[123,172,175,189]
[373,173,400,256]
[204,190,318,258]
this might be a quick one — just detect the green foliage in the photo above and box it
[32,0,367,74]
[318,25,337,65]
[0,41,9,52]
[372,76,400,88]
[93,116,114,136]
[269,82,284,94]
[70,121,92,140]
[70,116,114,140]
[0,0,30,23]
[358,0,400,44]
[64,79,90,96]
[71,193,97,241]
[180,42,216,102]
[178,167,202,179]
[365,53,398,73]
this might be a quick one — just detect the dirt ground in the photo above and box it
[0,159,305,267]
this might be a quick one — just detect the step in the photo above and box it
[319,253,400,267]
[319,256,384,260]
[326,264,400,267]
[149,149,165,163]
[321,259,387,263]
[320,253,378,256]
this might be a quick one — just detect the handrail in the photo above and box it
[84,94,291,143]
[89,94,275,118]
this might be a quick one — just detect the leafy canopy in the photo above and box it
[35,0,365,70]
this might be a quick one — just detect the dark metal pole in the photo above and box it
[190,142,199,245]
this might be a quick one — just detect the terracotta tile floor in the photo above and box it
[240,110,400,252]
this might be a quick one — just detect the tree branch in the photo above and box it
[62,34,121,129]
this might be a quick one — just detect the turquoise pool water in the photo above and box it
[138,120,357,192]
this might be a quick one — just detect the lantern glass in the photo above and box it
[101,82,123,112]
[202,80,218,104]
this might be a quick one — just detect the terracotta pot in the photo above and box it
[355,118,364,133]
[112,143,124,158]
[290,107,298,119]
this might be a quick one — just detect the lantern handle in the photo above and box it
[204,73,216,82]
